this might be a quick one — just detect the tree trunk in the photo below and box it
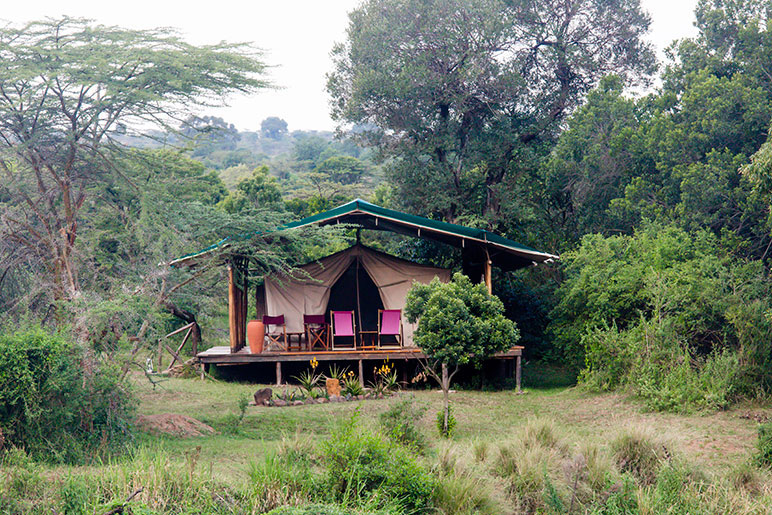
[441,362,450,436]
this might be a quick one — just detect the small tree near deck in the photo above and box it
[405,272,519,436]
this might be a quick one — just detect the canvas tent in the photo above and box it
[265,244,450,346]
[169,199,558,354]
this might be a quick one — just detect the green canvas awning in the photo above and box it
[169,199,558,271]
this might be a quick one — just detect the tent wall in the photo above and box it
[264,245,451,346]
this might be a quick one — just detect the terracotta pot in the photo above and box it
[247,320,265,354]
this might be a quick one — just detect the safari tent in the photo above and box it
[264,244,451,347]
[170,199,558,386]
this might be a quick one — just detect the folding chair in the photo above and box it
[304,314,329,351]
[262,314,287,351]
[378,309,403,348]
[330,310,356,350]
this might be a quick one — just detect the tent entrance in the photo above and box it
[327,259,384,336]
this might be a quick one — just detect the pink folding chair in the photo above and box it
[331,310,356,350]
[378,309,403,348]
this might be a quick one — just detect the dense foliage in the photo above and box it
[405,273,518,368]
[0,328,135,463]
[552,224,772,411]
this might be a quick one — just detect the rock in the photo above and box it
[345,394,353,401]
[329,395,341,402]
[326,378,341,397]
[254,387,273,406]
[274,399,287,407]
[377,393,384,399]
[356,395,364,400]
[304,398,317,405]
[319,397,329,403]
[293,400,304,406]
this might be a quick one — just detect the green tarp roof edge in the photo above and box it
[168,198,558,266]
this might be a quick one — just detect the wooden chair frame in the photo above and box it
[263,314,287,351]
[304,314,329,351]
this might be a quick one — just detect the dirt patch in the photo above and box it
[136,414,216,437]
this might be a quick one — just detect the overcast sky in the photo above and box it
[3,0,698,132]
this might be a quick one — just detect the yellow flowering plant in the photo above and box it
[293,357,322,395]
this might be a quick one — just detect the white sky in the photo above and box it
[3,0,698,132]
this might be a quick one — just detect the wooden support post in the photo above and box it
[228,265,238,353]
[358,359,364,388]
[240,259,248,350]
[157,338,162,370]
[499,359,506,381]
[515,355,522,393]
[484,251,492,295]
[276,361,282,386]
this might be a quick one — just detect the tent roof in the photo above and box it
[169,199,558,270]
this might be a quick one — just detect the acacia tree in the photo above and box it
[328,0,655,231]
[405,273,519,436]
[0,18,268,302]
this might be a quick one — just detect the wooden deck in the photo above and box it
[197,345,522,364]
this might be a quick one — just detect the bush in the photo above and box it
[436,406,457,438]
[754,421,772,468]
[611,428,665,485]
[379,396,428,452]
[322,411,435,514]
[0,327,135,464]
[554,224,772,412]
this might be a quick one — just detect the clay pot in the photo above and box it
[247,320,265,354]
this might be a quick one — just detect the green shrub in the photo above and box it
[0,327,136,464]
[552,223,772,411]
[754,421,772,468]
[436,406,457,438]
[379,396,428,452]
[322,411,435,514]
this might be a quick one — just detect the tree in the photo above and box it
[0,18,267,302]
[218,165,284,213]
[316,155,367,185]
[328,0,655,229]
[260,116,289,139]
[405,273,519,436]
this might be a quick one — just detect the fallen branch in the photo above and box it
[102,487,143,515]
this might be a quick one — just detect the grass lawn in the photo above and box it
[6,371,772,514]
[132,372,767,481]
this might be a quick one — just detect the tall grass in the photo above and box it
[4,411,772,514]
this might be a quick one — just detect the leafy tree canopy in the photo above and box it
[405,273,518,368]
[328,0,655,229]
[0,17,268,301]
